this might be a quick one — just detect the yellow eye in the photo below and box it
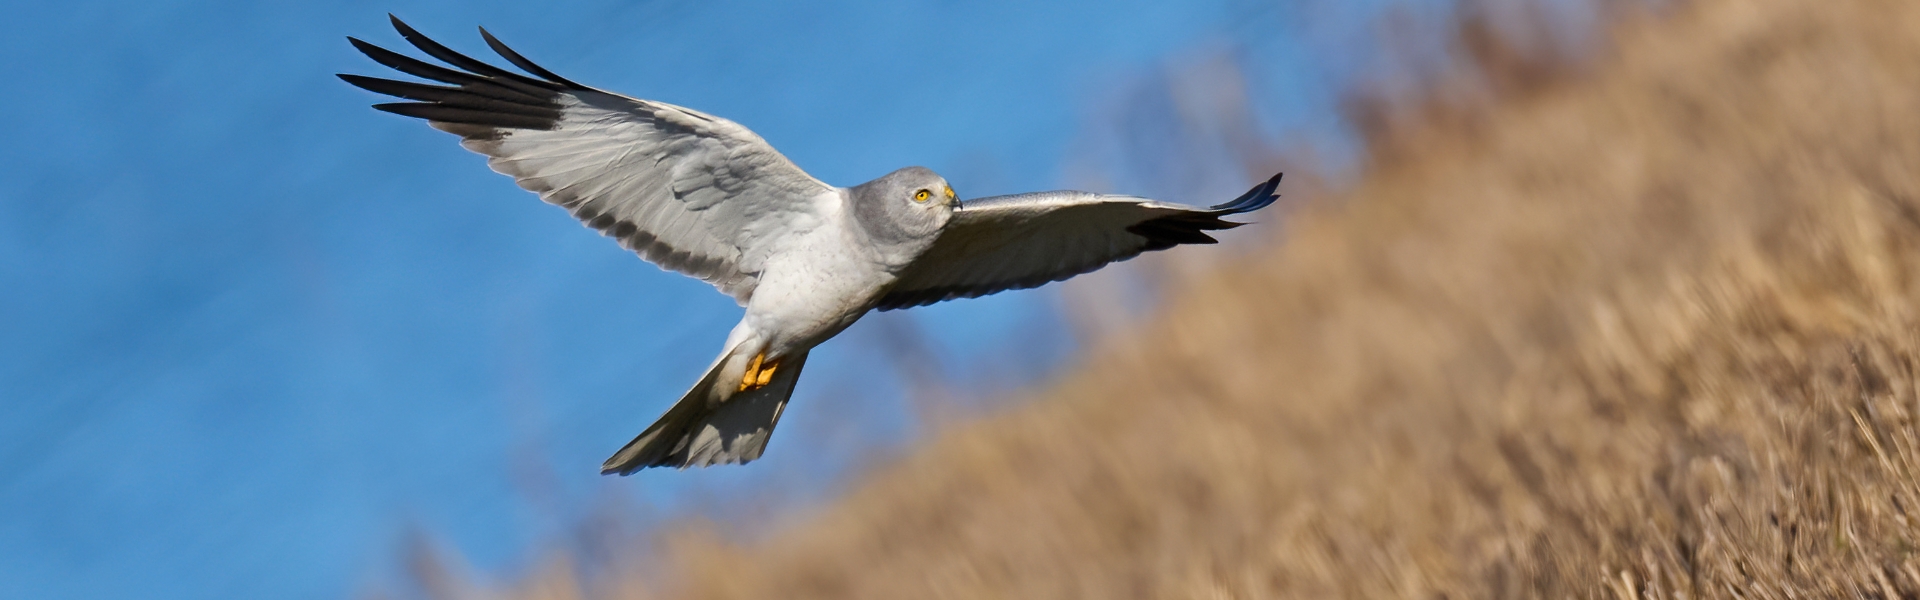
[914,189,931,202]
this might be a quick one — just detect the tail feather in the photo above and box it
[600,350,809,474]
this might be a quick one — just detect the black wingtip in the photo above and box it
[371,102,558,129]
[478,26,588,90]
[387,13,413,36]
[1123,172,1280,250]
[344,28,560,105]
[1210,171,1283,214]
[384,16,568,91]
[385,14,423,48]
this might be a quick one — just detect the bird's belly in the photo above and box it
[745,243,892,355]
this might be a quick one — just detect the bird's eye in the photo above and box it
[914,189,931,202]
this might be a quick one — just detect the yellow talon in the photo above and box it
[740,353,765,392]
[756,360,779,388]
[738,354,781,392]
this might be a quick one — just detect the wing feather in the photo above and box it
[340,16,836,303]
[877,173,1282,310]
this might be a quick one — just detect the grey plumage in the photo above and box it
[340,17,1283,473]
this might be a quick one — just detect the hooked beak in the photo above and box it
[945,185,961,209]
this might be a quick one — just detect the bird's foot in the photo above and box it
[739,353,781,392]
[757,359,779,388]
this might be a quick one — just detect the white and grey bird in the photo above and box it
[340,17,1284,474]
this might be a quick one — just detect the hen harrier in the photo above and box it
[340,16,1283,474]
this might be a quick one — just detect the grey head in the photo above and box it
[847,166,958,264]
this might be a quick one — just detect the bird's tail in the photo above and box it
[600,346,810,474]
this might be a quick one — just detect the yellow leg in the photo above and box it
[739,353,765,392]
[756,359,780,388]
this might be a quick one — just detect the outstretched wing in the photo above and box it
[339,16,838,303]
[877,173,1283,310]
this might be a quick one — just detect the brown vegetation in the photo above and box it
[485,0,1920,596]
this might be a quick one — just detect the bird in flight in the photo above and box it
[339,16,1283,474]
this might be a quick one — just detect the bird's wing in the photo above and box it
[876,173,1282,310]
[339,16,838,303]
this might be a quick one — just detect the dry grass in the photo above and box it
[486,0,1920,596]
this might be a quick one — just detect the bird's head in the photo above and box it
[849,166,958,249]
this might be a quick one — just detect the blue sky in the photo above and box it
[0,1,1418,598]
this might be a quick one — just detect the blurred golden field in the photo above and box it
[455,0,1920,596]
